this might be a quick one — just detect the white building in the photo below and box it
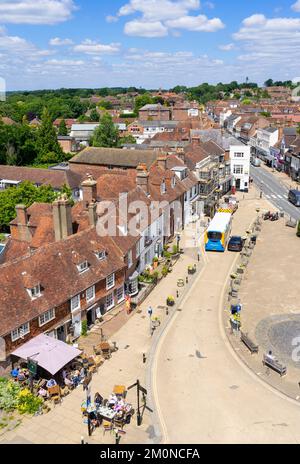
[250,127,279,156]
[230,144,251,192]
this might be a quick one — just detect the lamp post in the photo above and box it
[147,306,153,335]
[176,233,181,253]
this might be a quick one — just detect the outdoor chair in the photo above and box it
[103,420,113,435]
[48,385,62,406]
[113,418,125,430]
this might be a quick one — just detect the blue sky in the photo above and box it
[1,0,300,90]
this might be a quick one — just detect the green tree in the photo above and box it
[118,135,136,146]
[0,181,72,230]
[264,79,274,87]
[89,109,100,122]
[91,113,119,148]
[58,119,68,136]
[35,107,63,164]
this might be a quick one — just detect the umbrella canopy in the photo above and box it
[12,334,82,375]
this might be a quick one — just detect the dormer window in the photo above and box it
[77,261,89,274]
[95,250,106,261]
[28,284,41,300]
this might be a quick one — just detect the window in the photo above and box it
[233,165,244,175]
[127,250,133,269]
[171,176,176,188]
[160,181,166,195]
[11,323,30,342]
[234,152,244,158]
[116,286,125,303]
[29,285,41,299]
[95,251,106,261]
[106,273,115,290]
[136,240,140,258]
[86,285,95,303]
[128,278,138,296]
[71,294,80,312]
[106,292,114,311]
[39,309,55,327]
[77,261,89,273]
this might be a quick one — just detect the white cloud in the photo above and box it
[166,14,224,32]
[106,15,118,23]
[73,40,121,55]
[49,37,73,46]
[0,0,77,25]
[45,59,84,66]
[111,0,224,37]
[292,0,300,12]
[219,43,234,51]
[232,13,300,81]
[124,20,168,37]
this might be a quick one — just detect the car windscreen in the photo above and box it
[208,231,222,241]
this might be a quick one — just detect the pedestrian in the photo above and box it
[94,392,103,409]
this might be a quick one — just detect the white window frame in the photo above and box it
[77,261,89,274]
[71,294,81,312]
[86,285,95,303]
[106,273,115,290]
[95,251,106,261]
[39,309,55,327]
[234,152,244,158]
[136,240,140,258]
[233,164,244,175]
[28,284,41,299]
[106,292,115,311]
[116,286,125,303]
[11,323,30,342]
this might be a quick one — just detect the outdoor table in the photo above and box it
[97,405,117,421]
[113,385,126,397]
[100,342,110,351]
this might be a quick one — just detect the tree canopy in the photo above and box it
[91,113,119,148]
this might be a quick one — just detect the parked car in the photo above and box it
[251,157,261,167]
[288,189,300,207]
[228,236,244,252]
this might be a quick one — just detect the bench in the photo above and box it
[262,354,287,377]
[240,332,259,354]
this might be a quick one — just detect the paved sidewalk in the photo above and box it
[0,221,205,445]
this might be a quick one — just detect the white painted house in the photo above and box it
[230,144,251,192]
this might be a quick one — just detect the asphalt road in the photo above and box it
[250,166,300,221]
[153,194,300,444]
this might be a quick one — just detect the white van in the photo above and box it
[251,157,261,167]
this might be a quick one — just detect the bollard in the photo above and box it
[143,353,146,364]
[166,307,169,316]
[186,276,189,284]
[176,290,179,298]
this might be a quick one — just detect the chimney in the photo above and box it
[15,205,31,242]
[88,201,97,227]
[136,165,149,195]
[81,175,98,210]
[176,149,186,164]
[53,195,73,241]
[157,156,167,170]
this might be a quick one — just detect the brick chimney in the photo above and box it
[88,201,97,227]
[157,156,167,170]
[53,195,73,241]
[81,175,98,209]
[15,204,31,242]
[176,149,186,164]
[136,165,149,195]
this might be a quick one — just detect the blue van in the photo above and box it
[288,189,300,207]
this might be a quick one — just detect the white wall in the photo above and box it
[230,145,251,191]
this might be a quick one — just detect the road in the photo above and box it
[153,195,300,444]
[251,166,300,221]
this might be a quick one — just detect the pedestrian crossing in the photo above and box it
[265,194,285,200]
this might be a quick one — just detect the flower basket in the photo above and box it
[188,265,196,275]
[166,296,175,307]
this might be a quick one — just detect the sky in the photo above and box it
[1,0,300,90]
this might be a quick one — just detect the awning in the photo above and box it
[11,334,82,376]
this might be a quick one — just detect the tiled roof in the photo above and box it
[70,147,158,169]
[0,228,125,336]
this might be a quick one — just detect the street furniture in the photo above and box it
[113,385,126,398]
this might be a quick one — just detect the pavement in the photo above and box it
[251,165,300,221]
[0,219,205,445]
[153,188,300,444]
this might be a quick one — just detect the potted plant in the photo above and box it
[166,296,175,307]
[162,266,169,278]
[188,265,196,275]
[153,256,159,269]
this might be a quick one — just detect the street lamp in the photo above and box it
[176,233,181,253]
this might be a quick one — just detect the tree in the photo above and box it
[118,135,136,146]
[58,119,68,136]
[89,109,100,122]
[35,107,63,164]
[91,113,119,148]
[0,181,58,229]
[264,79,274,87]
